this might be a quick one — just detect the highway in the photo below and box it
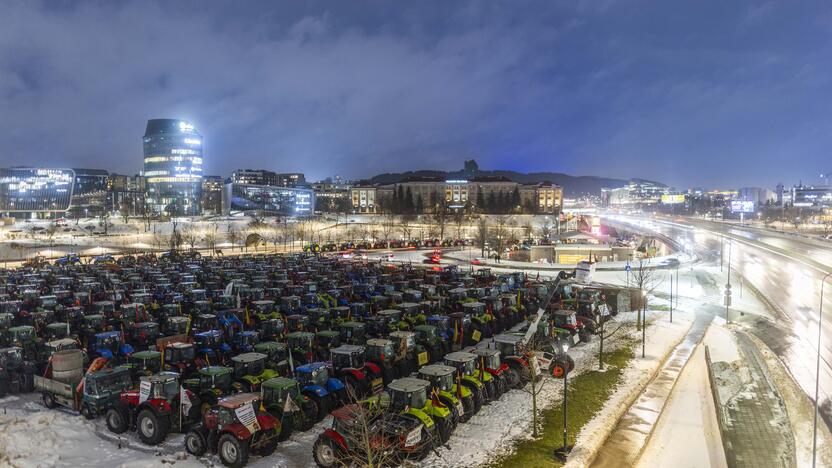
[611,214,832,430]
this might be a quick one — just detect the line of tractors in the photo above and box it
[0,251,625,467]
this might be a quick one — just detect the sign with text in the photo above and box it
[730,200,755,213]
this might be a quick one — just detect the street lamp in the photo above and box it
[642,290,647,358]
[813,271,832,468]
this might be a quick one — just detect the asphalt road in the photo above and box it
[613,214,832,431]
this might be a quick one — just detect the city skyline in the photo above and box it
[2,1,831,189]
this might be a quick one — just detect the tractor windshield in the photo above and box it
[91,370,132,396]
[245,358,265,376]
[153,379,179,399]
[201,371,232,391]
[390,388,426,411]
[177,346,195,362]
[484,354,500,369]
[299,367,328,387]
[0,348,22,367]
[437,373,454,392]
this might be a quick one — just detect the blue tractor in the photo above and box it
[293,362,346,422]
[92,331,133,362]
[194,329,230,365]
[231,330,260,353]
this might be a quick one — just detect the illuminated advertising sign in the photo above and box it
[660,194,685,204]
[730,200,755,213]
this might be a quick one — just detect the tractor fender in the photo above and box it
[326,378,345,392]
[342,368,365,381]
[141,398,172,415]
[406,408,435,429]
[221,422,253,440]
[503,355,528,371]
[364,362,381,376]
[303,385,329,399]
[321,428,348,452]
[462,375,483,389]
[219,343,232,354]
[99,349,114,360]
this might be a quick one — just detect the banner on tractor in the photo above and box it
[235,402,261,433]
[139,380,152,403]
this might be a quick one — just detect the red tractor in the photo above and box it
[329,344,383,398]
[184,393,280,468]
[105,372,201,445]
[470,347,516,396]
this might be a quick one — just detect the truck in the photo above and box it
[35,365,133,419]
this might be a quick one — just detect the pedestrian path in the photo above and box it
[591,310,714,467]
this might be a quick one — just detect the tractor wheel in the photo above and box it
[505,368,522,389]
[0,377,8,398]
[457,394,474,423]
[105,406,129,434]
[438,396,460,427]
[277,414,294,442]
[299,400,317,431]
[218,432,250,468]
[549,359,567,380]
[252,427,279,456]
[184,429,208,456]
[313,437,343,468]
[81,404,96,420]
[496,375,508,398]
[484,379,496,402]
[21,371,34,393]
[137,409,170,445]
[463,383,482,414]
[42,392,56,409]
[309,395,327,422]
[437,416,454,444]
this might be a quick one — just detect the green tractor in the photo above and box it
[286,331,316,366]
[183,365,235,413]
[231,352,279,392]
[128,350,162,378]
[462,301,495,341]
[419,364,473,424]
[254,341,290,376]
[385,377,450,447]
[413,325,449,365]
[443,351,490,413]
[338,321,367,346]
[260,377,319,441]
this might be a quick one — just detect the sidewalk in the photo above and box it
[708,328,795,468]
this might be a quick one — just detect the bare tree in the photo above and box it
[398,217,412,241]
[538,219,552,242]
[203,231,217,254]
[475,217,488,257]
[523,221,534,241]
[227,226,241,252]
[180,226,199,251]
[453,211,465,240]
[381,213,396,246]
[433,203,448,241]
[628,257,659,331]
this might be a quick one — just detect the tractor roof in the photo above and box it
[231,352,267,363]
[419,364,455,377]
[46,322,68,330]
[389,331,415,339]
[255,341,286,350]
[96,330,121,338]
[554,309,576,317]
[331,344,365,355]
[414,324,436,332]
[388,377,429,393]
[471,348,500,358]
[252,300,274,305]
[286,331,314,339]
[262,376,298,390]
[445,351,476,363]
[366,338,392,347]
[168,341,192,349]
[143,371,179,383]
[378,309,399,316]
[462,301,486,308]
[494,334,523,344]
[200,365,232,376]
[218,392,260,409]
[331,404,363,422]
[341,321,364,328]
[9,325,34,332]
[132,350,161,359]
[47,338,76,347]
[296,362,327,373]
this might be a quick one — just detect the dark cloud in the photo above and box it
[0,0,830,189]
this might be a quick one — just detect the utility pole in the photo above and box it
[554,366,571,461]
[669,274,673,323]
[725,240,732,322]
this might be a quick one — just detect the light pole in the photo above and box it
[642,290,647,358]
[669,273,673,323]
[725,240,732,322]
[813,271,832,468]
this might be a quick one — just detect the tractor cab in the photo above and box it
[425,315,452,341]
[184,365,234,400]
[444,350,494,403]
[129,350,162,377]
[365,338,397,384]
[127,322,160,350]
[93,330,133,360]
[349,302,369,320]
[471,347,517,392]
[315,330,341,361]
[330,345,383,397]
[418,364,471,423]
[413,325,448,365]
[230,352,277,392]
[82,365,133,416]
[193,329,226,360]
[287,331,316,365]
[193,314,218,333]
[163,342,196,373]
[257,318,285,341]
[232,330,260,353]
[44,337,80,358]
[286,314,311,333]
[251,300,277,318]
[254,341,289,375]
[44,322,70,341]
[338,321,366,345]
[163,316,189,336]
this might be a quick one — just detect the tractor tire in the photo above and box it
[399,415,433,462]
[218,432,250,468]
[313,436,344,468]
[458,394,474,423]
[21,371,34,393]
[81,404,96,420]
[0,377,8,398]
[463,383,482,414]
[438,396,460,428]
[105,406,129,434]
[299,400,317,431]
[252,427,279,456]
[437,416,454,444]
[496,374,508,398]
[505,368,522,389]
[484,379,496,402]
[137,409,170,445]
[277,414,294,442]
[184,429,208,456]
[549,359,568,380]
[42,392,56,409]
[309,395,327,422]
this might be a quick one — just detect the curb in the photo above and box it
[704,344,732,468]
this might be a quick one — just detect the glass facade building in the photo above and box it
[223,183,315,217]
[143,119,203,216]
[0,168,75,214]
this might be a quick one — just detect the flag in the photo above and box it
[283,395,300,413]
[224,281,234,297]
[245,307,251,327]
[236,293,241,310]
[452,321,459,345]
[180,386,193,415]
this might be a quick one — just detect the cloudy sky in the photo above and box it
[1,0,830,189]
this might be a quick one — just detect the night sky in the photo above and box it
[1,1,830,189]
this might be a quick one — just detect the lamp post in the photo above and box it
[642,290,647,358]
[813,271,832,468]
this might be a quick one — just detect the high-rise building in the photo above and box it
[232,169,277,186]
[202,175,224,215]
[143,119,203,216]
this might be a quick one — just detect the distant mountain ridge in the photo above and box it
[368,169,639,196]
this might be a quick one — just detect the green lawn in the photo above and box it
[493,343,635,468]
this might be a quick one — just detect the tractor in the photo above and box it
[0,346,36,396]
[337,321,367,345]
[105,372,201,445]
[231,352,279,392]
[471,347,517,393]
[184,393,280,468]
[287,331,316,366]
[128,350,162,378]
[183,366,235,413]
[314,330,342,361]
[413,325,449,364]
[194,329,229,364]
[293,362,346,421]
[256,318,285,342]
[92,331,133,362]
[388,330,426,377]
[253,341,290,376]
[260,377,318,441]
[330,344,383,399]
[418,364,471,425]
[364,338,399,384]
[385,377,449,448]
[161,342,197,376]
[443,351,490,412]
